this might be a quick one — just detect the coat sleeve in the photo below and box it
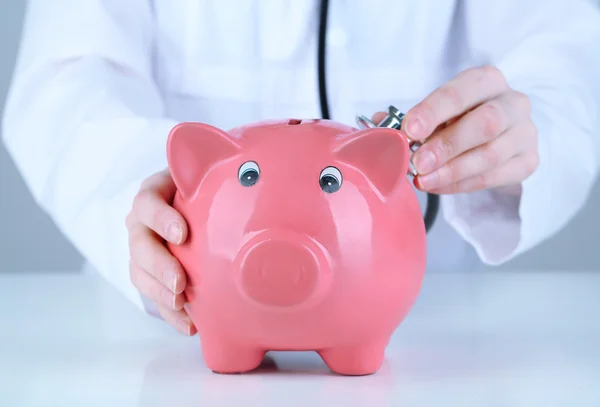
[441,0,600,265]
[1,0,179,311]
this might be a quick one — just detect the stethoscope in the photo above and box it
[316,0,439,233]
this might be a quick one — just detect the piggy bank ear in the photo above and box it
[167,122,241,200]
[334,127,410,197]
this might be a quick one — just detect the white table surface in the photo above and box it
[1,269,599,407]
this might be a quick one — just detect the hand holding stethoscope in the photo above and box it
[369,72,537,199]
[317,0,539,233]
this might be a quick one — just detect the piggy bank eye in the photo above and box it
[238,161,260,187]
[319,166,342,193]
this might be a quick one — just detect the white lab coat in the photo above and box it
[3,1,600,314]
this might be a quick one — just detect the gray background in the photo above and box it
[1,2,599,273]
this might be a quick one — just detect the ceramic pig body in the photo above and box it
[166,118,427,375]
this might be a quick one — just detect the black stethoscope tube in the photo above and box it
[317,0,439,233]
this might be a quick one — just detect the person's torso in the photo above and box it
[147,0,482,272]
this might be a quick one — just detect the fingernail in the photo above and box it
[418,171,439,189]
[406,117,423,138]
[414,150,436,174]
[167,222,183,244]
[181,317,194,335]
[168,270,179,293]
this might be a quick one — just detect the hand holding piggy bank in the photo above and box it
[166,118,427,375]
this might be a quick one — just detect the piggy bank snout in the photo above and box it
[236,234,330,308]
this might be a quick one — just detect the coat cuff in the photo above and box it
[441,95,597,266]
[441,186,522,265]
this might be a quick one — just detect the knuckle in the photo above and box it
[146,248,164,276]
[127,223,145,248]
[131,234,163,278]
[160,289,176,309]
[457,65,481,81]
[482,143,502,167]
[514,91,532,114]
[133,189,173,235]
[127,230,136,251]
[129,261,141,288]
[156,305,169,320]
[139,178,155,192]
[525,153,540,175]
[439,83,463,111]
[457,172,489,192]
[526,120,539,140]
[139,178,152,190]
[457,65,507,93]
[434,137,456,162]
[158,307,184,330]
[532,122,539,138]
[441,161,461,184]
[414,101,435,125]
[132,189,153,214]
[444,183,461,194]
[471,173,489,190]
[480,102,503,138]
[480,65,506,87]
[140,171,162,190]
[456,67,473,78]
[125,212,135,230]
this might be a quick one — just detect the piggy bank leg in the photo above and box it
[319,340,387,376]
[200,338,266,374]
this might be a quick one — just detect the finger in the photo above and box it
[424,153,539,194]
[128,223,187,294]
[371,110,455,129]
[131,172,188,245]
[156,303,197,336]
[371,111,387,125]
[415,122,536,191]
[412,91,532,174]
[140,168,178,201]
[130,260,187,310]
[402,65,509,141]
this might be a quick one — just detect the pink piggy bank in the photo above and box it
[166,118,427,376]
